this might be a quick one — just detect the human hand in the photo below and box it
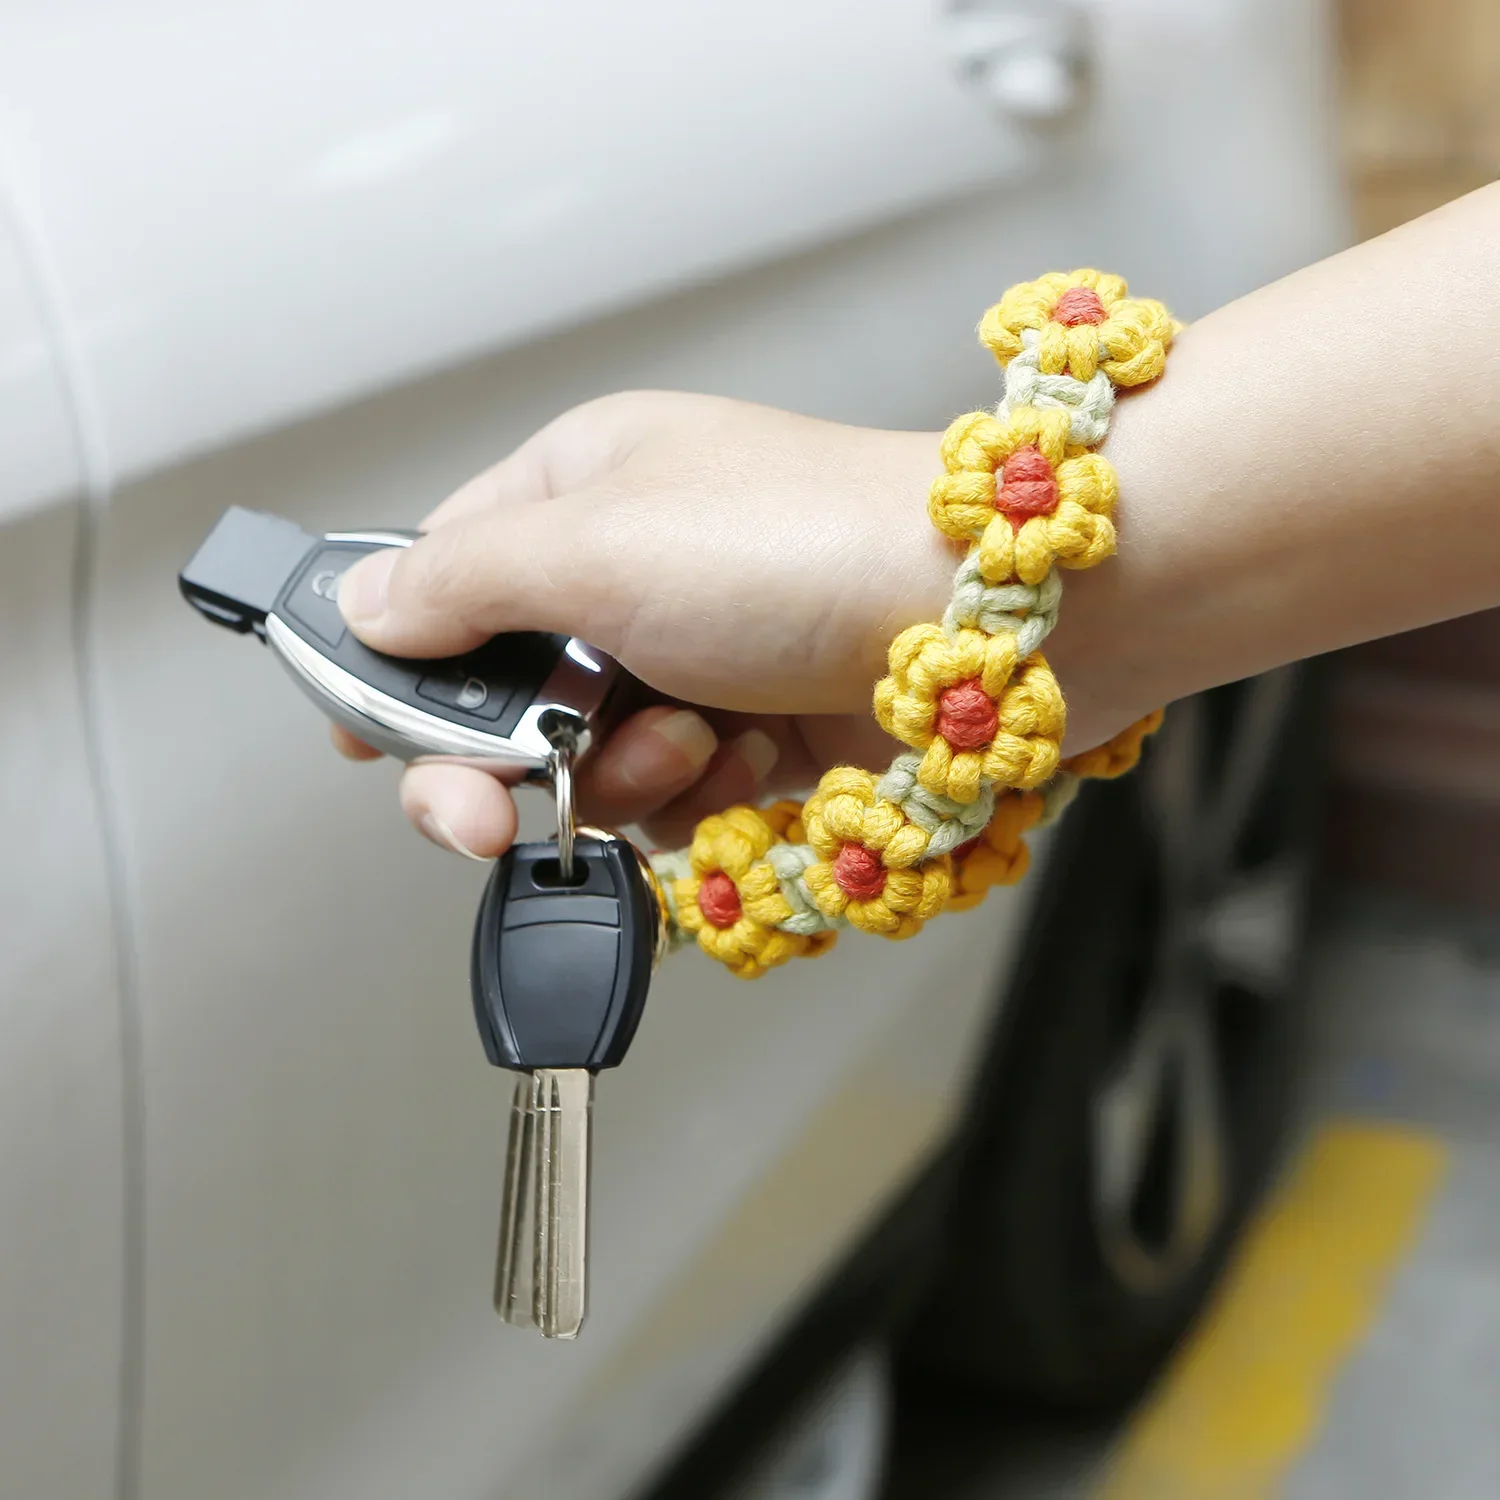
[336,189,1500,866]
[331,391,1146,858]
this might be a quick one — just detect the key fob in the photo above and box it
[471,834,666,1072]
[179,506,625,779]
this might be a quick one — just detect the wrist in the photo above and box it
[665,267,1180,976]
[862,426,973,694]
[1041,384,1182,752]
[867,396,1181,759]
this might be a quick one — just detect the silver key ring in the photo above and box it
[549,744,577,881]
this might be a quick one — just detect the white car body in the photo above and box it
[0,3,1345,1498]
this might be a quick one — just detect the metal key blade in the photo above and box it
[494,1072,539,1328]
[531,1067,594,1339]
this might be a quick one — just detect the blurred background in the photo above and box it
[0,3,1495,1500]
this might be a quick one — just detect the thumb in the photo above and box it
[337,499,601,658]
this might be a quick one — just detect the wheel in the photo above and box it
[902,665,1324,1408]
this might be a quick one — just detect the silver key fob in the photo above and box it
[179,506,625,781]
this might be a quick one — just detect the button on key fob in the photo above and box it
[179,506,625,779]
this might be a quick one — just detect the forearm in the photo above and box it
[1052,182,1500,726]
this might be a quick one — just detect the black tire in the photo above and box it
[902,665,1325,1409]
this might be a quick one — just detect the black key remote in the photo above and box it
[476,831,666,1338]
[470,834,663,1073]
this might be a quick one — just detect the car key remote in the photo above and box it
[179,505,625,780]
[475,831,666,1338]
[182,507,655,1338]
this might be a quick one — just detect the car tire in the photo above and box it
[902,665,1325,1409]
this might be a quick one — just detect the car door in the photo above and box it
[0,177,127,1499]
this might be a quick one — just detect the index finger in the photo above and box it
[419,393,653,530]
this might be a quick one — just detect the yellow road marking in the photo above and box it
[1096,1121,1449,1500]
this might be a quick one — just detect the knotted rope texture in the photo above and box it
[652,270,1176,978]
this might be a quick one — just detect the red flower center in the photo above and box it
[833,843,887,901]
[1052,285,1108,326]
[698,870,742,929]
[995,445,1059,529]
[936,679,999,752]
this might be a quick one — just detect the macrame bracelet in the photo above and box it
[651,270,1177,979]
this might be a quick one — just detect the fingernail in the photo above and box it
[612,710,717,793]
[733,728,779,784]
[655,710,718,762]
[338,548,398,624]
[418,811,490,862]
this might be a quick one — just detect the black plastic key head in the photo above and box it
[471,835,662,1072]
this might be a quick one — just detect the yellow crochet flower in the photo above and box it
[978,268,1176,387]
[674,802,836,979]
[1061,708,1166,780]
[928,407,1118,585]
[946,790,1045,913]
[874,626,1065,801]
[801,769,951,938]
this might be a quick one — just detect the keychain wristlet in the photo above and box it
[176,267,1181,1339]
[652,270,1178,978]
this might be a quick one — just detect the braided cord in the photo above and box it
[654,270,1176,976]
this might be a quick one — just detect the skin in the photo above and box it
[334,183,1500,860]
